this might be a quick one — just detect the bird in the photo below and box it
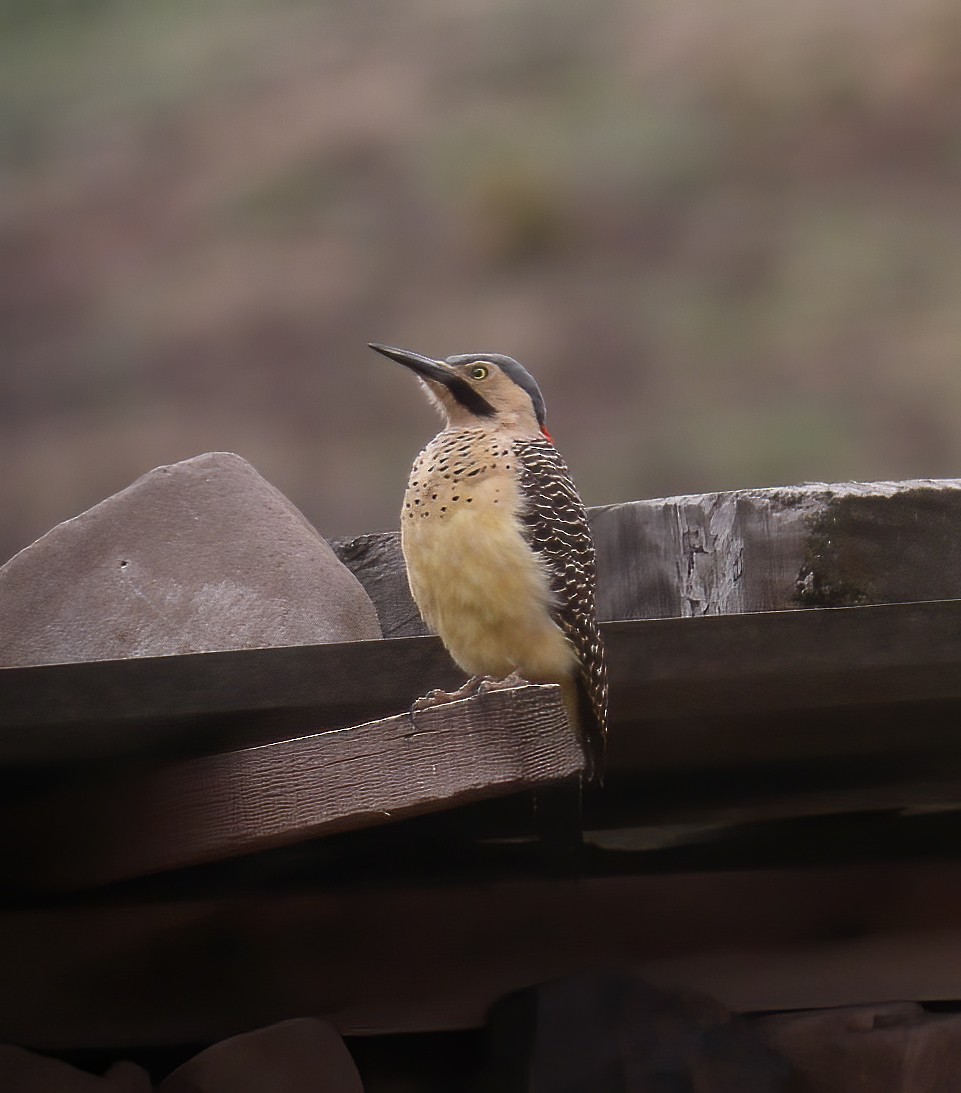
[369,341,608,774]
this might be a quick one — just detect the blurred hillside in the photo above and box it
[3,0,961,565]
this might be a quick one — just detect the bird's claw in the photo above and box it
[410,677,489,711]
[476,670,529,695]
[411,687,460,712]
[410,672,530,713]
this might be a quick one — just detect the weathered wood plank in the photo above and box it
[6,861,961,1049]
[593,479,961,619]
[2,602,960,892]
[0,634,463,765]
[2,684,583,890]
[3,600,961,773]
[605,598,961,773]
[333,479,961,631]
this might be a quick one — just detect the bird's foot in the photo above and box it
[475,670,530,694]
[410,672,530,712]
[410,676,495,711]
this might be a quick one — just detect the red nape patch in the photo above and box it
[541,426,555,444]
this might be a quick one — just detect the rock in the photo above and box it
[158,1018,362,1093]
[0,453,381,666]
[756,1002,961,1093]
[0,1045,151,1091]
[480,972,788,1092]
[332,530,422,638]
[333,479,961,632]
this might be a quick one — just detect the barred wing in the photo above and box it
[515,436,608,761]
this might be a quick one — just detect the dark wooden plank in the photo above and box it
[1,602,960,873]
[606,599,961,774]
[2,684,583,891]
[5,598,961,769]
[0,635,463,765]
[584,776,961,852]
[4,600,961,773]
[6,861,961,1049]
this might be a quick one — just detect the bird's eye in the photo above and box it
[470,365,489,381]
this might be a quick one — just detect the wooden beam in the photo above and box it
[0,632,464,765]
[2,684,584,891]
[605,599,961,774]
[6,861,961,1050]
[1,602,960,880]
[3,600,961,772]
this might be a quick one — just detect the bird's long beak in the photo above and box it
[368,343,458,387]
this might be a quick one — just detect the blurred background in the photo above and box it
[3,0,961,565]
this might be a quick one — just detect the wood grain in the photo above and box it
[3,684,584,890]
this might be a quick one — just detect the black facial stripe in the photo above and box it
[447,377,496,417]
[445,352,547,428]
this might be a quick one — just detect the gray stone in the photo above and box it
[756,1002,961,1092]
[0,452,381,667]
[0,1045,151,1092]
[158,1018,362,1093]
[334,479,961,633]
[483,972,788,1092]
